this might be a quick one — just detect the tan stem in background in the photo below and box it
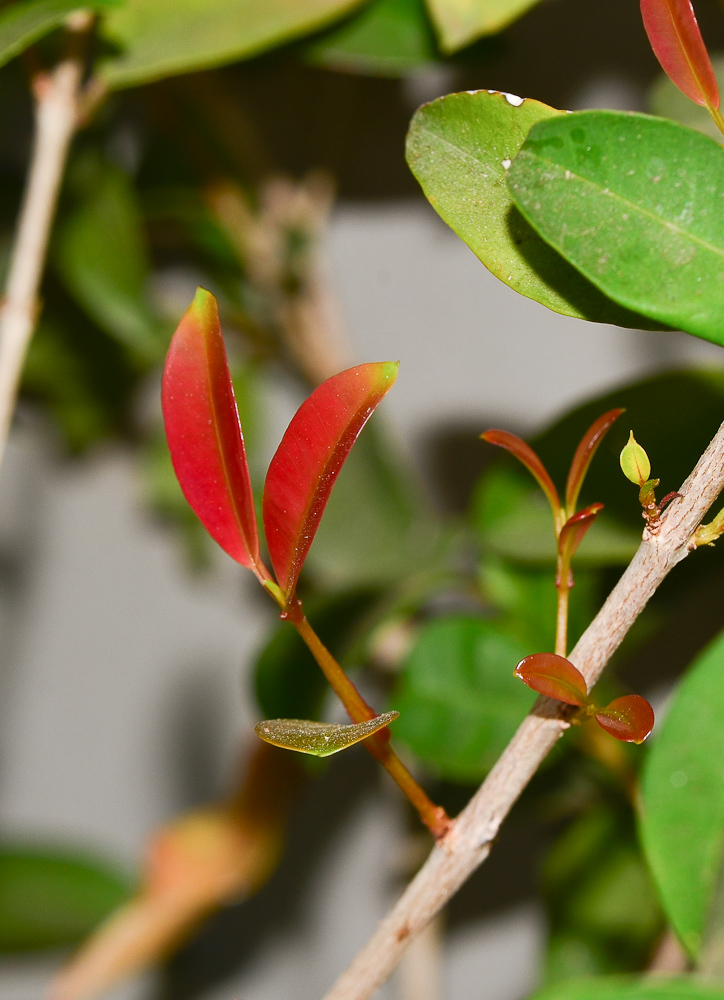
[322,418,724,1000]
[0,12,92,473]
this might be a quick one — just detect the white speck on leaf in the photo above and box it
[502,158,512,170]
[504,92,524,106]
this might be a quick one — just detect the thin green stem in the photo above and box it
[555,549,572,657]
[285,600,450,840]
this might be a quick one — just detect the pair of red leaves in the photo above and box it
[515,653,655,744]
[641,0,720,111]
[162,288,397,603]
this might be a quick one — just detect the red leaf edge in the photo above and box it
[595,694,655,744]
[515,653,588,707]
[558,503,604,562]
[565,408,623,513]
[263,361,399,600]
[481,430,561,516]
[641,0,720,108]
[162,288,264,576]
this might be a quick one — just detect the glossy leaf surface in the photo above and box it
[406,90,658,327]
[515,653,588,706]
[425,0,542,51]
[481,430,560,515]
[566,409,623,513]
[530,975,724,1000]
[263,362,398,599]
[640,0,719,108]
[99,0,365,88]
[507,111,724,345]
[620,431,651,486]
[393,616,535,781]
[0,0,119,71]
[558,505,604,563]
[305,0,437,76]
[0,845,130,951]
[641,627,724,956]
[595,695,654,744]
[255,711,398,757]
[162,289,261,573]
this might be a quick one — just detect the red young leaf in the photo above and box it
[558,503,604,562]
[162,288,264,577]
[481,430,561,516]
[515,653,588,707]
[565,409,623,513]
[263,362,399,600]
[641,0,720,109]
[595,694,655,744]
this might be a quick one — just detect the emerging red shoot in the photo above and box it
[595,694,655,744]
[515,653,588,707]
[565,409,623,515]
[558,504,604,565]
[263,362,399,601]
[162,288,266,581]
[481,430,561,528]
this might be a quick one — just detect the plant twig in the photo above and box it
[0,11,93,473]
[322,418,724,1000]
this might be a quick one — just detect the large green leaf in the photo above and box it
[507,111,724,346]
[305,0,438,76]
[649,55,724,144]
[99,0,365,88]
[54,159,164,361]
[640,628,724,957]
[530,977,724,1000]
[393,615,535,782]
[406,90,657,328]
[0,845,131,951]
[425,0,541,52]
[0,0,120,71]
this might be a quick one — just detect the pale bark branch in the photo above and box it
[0,11,93,473]
[323,417,724,1000]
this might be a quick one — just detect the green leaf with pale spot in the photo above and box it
[0,0,120,71]
[507,110,724,346]
[99,0,366,89]
[406,90,659,328]
[254,711,399,757]
[425,0,542,52]
[640,628,724,957]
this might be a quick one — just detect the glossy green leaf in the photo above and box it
[425,0,541,52]
[305,0,438,76]
[640,627,724,956]
[99,0,365,88]
[530,977,724,1000]
[0,845,131,952]
[254,589,379,721]
[54,161,164,361]
[406,90,658,328]
[0,0,120,71]
[650,54,724,142]
[507,110,724,345]
[255,711,398,756]
[393,616,535,782]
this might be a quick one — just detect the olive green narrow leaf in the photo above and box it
[405,90,660,328]
[254,711,399,757]
[529,975,724,1000]
[99,0,366,89]
[650,55,724,143]
[507,110,724,346]
[640,628,724,958]
[305,0,439,76]
[0,845,131,951]
[620,432,650,486]
[424,0,541,53]
[0,0,121,71]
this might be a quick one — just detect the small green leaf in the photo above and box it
[507,110,724,345]
[254,711,399,756]
[0,0,120,71]
[425,0,542,52]
[0,844,131,952]
[529,976,724,1000]
[305,0,438,76]
[405,90,658,328]
[640,627,724,957]
[99,0,366,88]
[393,616,535,782]
[619,432,651,486]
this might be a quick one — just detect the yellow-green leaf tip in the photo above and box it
[620,430,650,486]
